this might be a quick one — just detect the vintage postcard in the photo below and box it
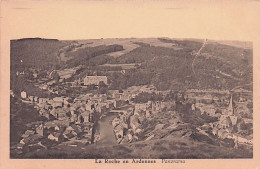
[0,0,260,169]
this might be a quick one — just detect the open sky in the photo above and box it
[1,0,260,41]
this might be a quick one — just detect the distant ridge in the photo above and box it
[13,38,59,41]
[215,40,252,49]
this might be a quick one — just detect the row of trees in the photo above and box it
[65,45,123,68]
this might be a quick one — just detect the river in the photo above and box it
[94,113,118,146]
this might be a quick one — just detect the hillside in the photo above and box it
[10,38,253,91]
[10,38,67,71]
[64,44,123,68]
[13,135,252,159]
[105,39,252,91]
[10,38,124,95]
[10,38,123,71]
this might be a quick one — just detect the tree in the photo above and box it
[240,122,248,130]
[98,81,108,94]
[88,84,97,90]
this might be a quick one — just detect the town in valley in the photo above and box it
[10,37,253,158]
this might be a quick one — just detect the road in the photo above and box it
[192,39,208,75]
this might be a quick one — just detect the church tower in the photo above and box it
[227,95,234,116]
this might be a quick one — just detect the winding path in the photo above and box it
[192,39,208,75]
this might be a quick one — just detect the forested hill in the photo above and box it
[10,38,124,96]
[10,38,124,72]
[108,39,252,91]
[11,38,67,70]
[10,38,253,91]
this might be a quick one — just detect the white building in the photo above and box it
[83,76,108,86]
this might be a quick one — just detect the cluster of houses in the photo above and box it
[112,109,137,144]
[110,87,253,147]
[14,67,253,151]
[17,82,163,151]
[110,88,176,144]
[110,101,174,144]
[192,94,253,147]
[134,101,173,117]
[15,90,125,152]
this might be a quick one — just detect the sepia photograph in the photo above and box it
[10,37,253,159]
[1,0,260,168]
